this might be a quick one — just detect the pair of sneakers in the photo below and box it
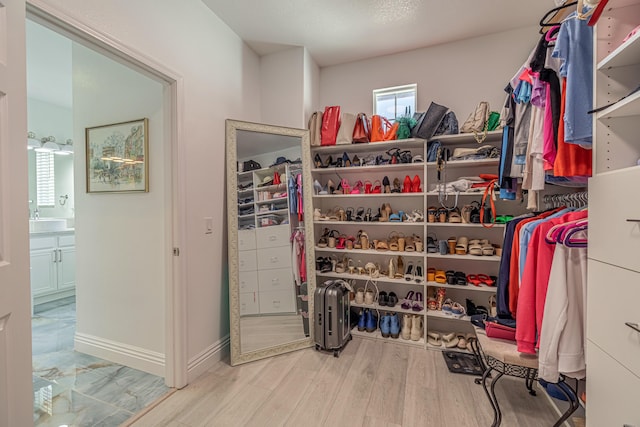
[357,309,377,333]
[380,313,400,339]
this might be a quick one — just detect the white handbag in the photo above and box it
[336,113,356,145]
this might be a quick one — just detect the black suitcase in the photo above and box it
[314,280,351,357]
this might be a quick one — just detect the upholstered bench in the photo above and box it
[470,328,579,427]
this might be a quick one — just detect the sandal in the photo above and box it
[317,228,329,248]
[359,230,369,250]
[456,333,468,350]
[412,235,423,252]
[427,206,437,223]
[451,302,466,318]
[478,274,496,287]
[482,243,495,256]
[447,237,457,255]
[374,239,389,251]
[404,235,416,252]
[412,291,424,312]
[427,268,436,282]
[427,331,441,346]
[448,207,462,223]
[466,274,482,286]
[455,271,467,286]
[426,235,438,253]
[442,298,454,315]
[434,270,447,284]
[468,240,483,256]
[446,270,456,285]
[388,231,400,251]
[401,291,415,310]
[441,332,459,348]
[437,208,448,223]
[455,236,468,255]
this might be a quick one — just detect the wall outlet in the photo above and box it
[204,217,213,234]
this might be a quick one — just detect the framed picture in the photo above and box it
[85,118,149,193]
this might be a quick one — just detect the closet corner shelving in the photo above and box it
[308,130,504,353]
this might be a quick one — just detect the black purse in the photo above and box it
[243,159,262,171]
[434,111,459,136]
[411,102,448,140]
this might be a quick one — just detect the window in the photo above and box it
[36,151,55,207]
[373,84,417,122]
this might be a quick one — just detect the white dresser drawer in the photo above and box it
[256,224,291,249]
[257,246,291,270]
[586,340,640,427]
[258,268,294,292]
[239,292,259,316]
[30,236,56,250]
[238,229,256,251]
[589,169,640,272]
[58,234,75,247]
[238,250,257,272]
[588,259,640,377]
[258,289,296,314]
[239,270,258,293]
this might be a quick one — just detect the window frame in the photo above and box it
[372,84,417,122]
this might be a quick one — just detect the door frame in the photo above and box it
[26,0,188,388]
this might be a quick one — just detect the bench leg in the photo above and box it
[551,378,579,427]
[525,368,537,396]
[481,367,504,427]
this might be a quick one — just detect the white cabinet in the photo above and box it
[30,232,75,306]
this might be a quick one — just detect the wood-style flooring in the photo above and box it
[128,337,567,427]
[240,314,307,353]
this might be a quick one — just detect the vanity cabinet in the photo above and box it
[30,232,76,306]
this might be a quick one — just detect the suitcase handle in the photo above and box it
[327,306,333,336]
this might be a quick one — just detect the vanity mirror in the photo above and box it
[226,120,315,366]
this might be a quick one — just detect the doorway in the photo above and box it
[26,9,181,423]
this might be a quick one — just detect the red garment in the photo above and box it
[516,210,588,354]
[508,209,560,316]
[553,79,592,177]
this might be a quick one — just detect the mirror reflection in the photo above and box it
[227,121,312,365]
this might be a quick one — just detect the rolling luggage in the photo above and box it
[314,280,351,357]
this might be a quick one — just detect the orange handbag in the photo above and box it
[371,115,398,142]
[352,113,370,143]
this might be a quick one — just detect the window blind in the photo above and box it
[36,152,55,207]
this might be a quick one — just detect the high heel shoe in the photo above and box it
[392,177,401,193]
[341,179,351,194]
[402,175,412,193]
[411,175,422,193]
[327,179,336,194]
[350,180,363,194]
[352,154,360,167]
[323,155,333,168]
[342,152,351,167]
[379,203,390,222]
[382,176,391,194]
[364,208,372,222]
[313,179,326,195]
[314,153,323,169]
[364,180,373,194]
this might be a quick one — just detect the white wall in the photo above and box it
[260,47,305,128]
[303,48,320,126]
[37,0,262,380]
[26,97,75,219]
[71,42,166,372]
[319,26,540,120]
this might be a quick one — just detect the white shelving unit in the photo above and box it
[309,131,505,351]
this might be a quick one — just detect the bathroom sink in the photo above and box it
[29,218,68,233]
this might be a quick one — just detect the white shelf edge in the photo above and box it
[427,253,501,262]
[313,220,424,226]
[425,159,499,168]
[255,198,288,205]
[424,281,497,293]
[428,130,502,144]
[351,327,425,347]
[351,301,425,316]
[596,89,640,120]
[312,163,424,173]
[597,28,640,70]
[256,209,288,216]
[313,192,424,198]
[317,270,424,286]
[310,138,426,153]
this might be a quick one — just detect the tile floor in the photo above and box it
[32,298,171,426]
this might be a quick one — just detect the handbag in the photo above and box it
[411,102,449,140]
[320,106,341,146]
[370,115,398,142]
[336,113,356,145]
[352,113,370,143]
[485,321,516,342]
[426,140,442,163]
[487,111,501,131]
[396,107,417,140]
[434,111,459,136]
[308,111,323,146]
[460,101,490,143]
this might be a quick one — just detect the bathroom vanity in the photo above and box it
[29,225,75,307]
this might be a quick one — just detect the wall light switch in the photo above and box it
[205,217,213,234]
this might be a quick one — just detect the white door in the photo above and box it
[0,0,34,425]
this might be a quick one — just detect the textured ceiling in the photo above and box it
[202,0,556,66]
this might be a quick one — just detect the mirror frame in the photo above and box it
[225,119,316,366]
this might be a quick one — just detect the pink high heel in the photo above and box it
[341,179,351,194]
[350,180,363,194]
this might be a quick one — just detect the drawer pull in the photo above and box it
[270,257,278,263]
[269,235,277,241]
[625,322,640,334]
[626,219,640,223]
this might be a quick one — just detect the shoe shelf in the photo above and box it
[425,222,505,228]
[425,191,488,197]
[312,163,425,174]
[427,253,501,262]
[425,281,497,293]
[238,188,253,195]
[311,138,426,154]
[425,159,499,168]
[313,193,424,198]
[255,198,287,206]
[313,220,424,227]
[351,301,425,316]
[597,26,640,70]
[256,208,289,216]
[351,327,425,347]
[595,90,640,120]
[431,130,503,145]
[426,309,469,322]
[315,246,425,258]
[316,271,424,286]
[238,213,255,219]
[238,202,254,209]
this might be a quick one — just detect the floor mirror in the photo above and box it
[226,119,316,366]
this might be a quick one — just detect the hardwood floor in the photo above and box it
[240,314,307,353]
[128,337,568,427]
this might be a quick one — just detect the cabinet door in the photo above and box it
[30,249,56,296]
[239,292,259,316]
[57,246,76,291]
[258,289,296,314]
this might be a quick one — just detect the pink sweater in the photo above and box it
[516,210,588,354]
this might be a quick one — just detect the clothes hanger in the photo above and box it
[539,1,578,34]
[562,222,588,248]
[545,218,584,244]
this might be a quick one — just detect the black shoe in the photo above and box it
[378,291,388,306]
[387,292,398,307]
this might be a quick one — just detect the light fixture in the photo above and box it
[56,139,74,156]
[34,136,60,153]
[27,132,42,150]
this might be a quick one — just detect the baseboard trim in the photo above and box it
[74,332,165,377]
[187,335,230,383]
